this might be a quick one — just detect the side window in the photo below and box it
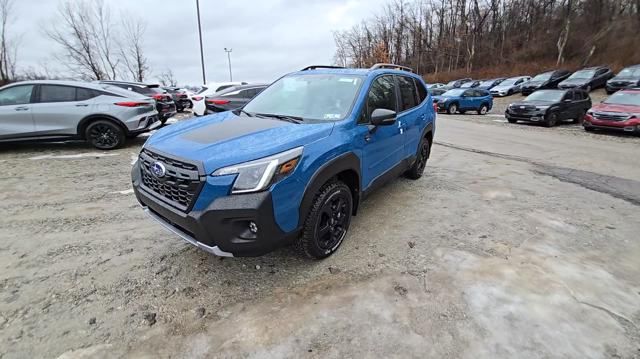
[397,76,418,111]
[596,69,606,76]
[0,85,34,106]
[39,85,77,103]
[563,91,574,101]
[76,87,97,101]
[463,90,474,97]
[362,75,396,123]
[415,79,428,103]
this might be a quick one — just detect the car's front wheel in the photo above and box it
[85,120,125,150]
[299,181,353,259]
[545,112,559,127]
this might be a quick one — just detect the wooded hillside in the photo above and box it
[333,0,640,82]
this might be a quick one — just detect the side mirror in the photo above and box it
[370,108,396,126]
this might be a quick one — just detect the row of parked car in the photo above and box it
[0,78,269,150]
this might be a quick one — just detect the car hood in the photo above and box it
[560,78,588,86]
[144,112,334,173]
[523,81,544,87]
[591,103,640,114]
[609,76,639,83]
[432,95,444,102]
[510,100,556,107]
[491,85,513,91]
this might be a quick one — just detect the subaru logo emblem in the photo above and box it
[151,162,166,178]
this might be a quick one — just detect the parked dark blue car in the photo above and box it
[434,88,493,114]
[131,64,436,259]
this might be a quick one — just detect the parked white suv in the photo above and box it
[191,81,247,116]
[0,80,160,149]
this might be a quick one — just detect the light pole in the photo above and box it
[224,48,233,81]
[195,0,206,84]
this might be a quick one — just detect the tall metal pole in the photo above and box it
[196,0,206,84]
[224,48,233,81]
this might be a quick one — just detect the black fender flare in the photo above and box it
[77,114,128,138]
[420,121,434,141]
[298,152,361,228]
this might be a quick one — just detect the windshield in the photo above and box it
[480,80,495,87]
[603,91,640,106]
[617,68,640,78]
[243,74,364,121]
[569,70,595,79]
[446,80,457,86]
[531,72,552,82]
[443,89,465,97]
[460,82,474,88]
[525,90,565,102]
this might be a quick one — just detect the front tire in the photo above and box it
[298,181,353,259]
[85,120,125,150]
[545,112,558,127]
[405,136,431,180]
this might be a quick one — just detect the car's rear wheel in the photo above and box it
[573,110,586,124]
[86,120,125,150]
[544,112,558,127]
[298,181,353,259]
[405,136,431,180]
[478,104,489,115]
[447,103,458,114]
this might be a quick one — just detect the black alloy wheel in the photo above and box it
[299,181,353,259]
[545,112,558,127]
[86,120,125,150]
[406,136,431,179]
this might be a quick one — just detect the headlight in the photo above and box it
[212,147,303,194]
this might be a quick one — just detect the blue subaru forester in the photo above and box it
[131,64,435,259]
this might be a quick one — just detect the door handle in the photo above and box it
[75,103,89,107]
[14,106,28,111]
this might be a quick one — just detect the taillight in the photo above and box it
[152,94,166,101]
[433,102,438,112]
[115,101,151,107]
[192,96,203,101]
[207,99,230,105]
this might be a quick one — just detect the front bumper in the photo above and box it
[131,161,295,257]
[521,87,538,95]
[606,83,634,93]
[583,115,640,133]
[505,110,546,122]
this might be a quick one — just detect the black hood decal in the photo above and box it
[181,116,289,144]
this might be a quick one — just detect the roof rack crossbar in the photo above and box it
[301,65,346,71]
[370,63,414,73]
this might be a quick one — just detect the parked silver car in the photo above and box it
[0,80,160,149]
[490,76,531,97]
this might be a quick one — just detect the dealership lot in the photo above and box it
[1,109,639,358]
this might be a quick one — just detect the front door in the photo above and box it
[358,75,404,189]
[0,84,36,139]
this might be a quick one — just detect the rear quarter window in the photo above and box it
[397,76,418,111]
[416,79,428,103]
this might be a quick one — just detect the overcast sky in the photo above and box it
[11,0,386,86]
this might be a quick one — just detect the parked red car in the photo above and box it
[583,89,640,134]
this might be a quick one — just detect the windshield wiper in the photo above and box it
[254,113,304,124]
[234,109,254,117]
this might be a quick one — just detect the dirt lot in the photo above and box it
[1,102,640,358]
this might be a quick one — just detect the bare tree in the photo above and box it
[119,15,149,82]
[158,69,177,87]
[46,0,120,80]
[0,0,18,83]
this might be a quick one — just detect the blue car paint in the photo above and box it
[436,89,493,112]
[143,68,435,235]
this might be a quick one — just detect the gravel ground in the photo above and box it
[1,107,639,358]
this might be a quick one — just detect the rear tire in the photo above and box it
[298,181,353,260]
[446,103,458,114]
[477,104,489,115]
[85,120,125,150]
[405,136,431,180]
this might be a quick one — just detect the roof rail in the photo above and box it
[300,65,345,71]
[370,63,414,73]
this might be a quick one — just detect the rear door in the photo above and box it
[0,84,36,139]
[395,75,423,159]
[31,85,96,136]
[559,90,575,120]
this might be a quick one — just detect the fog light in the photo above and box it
[624,126,634,132]
[249,221,258,234]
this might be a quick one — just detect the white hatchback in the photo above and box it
[191,82,247,116]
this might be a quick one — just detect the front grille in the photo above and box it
[510,106,537,114]
[593,112,629,122]
[139,150,203,211]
